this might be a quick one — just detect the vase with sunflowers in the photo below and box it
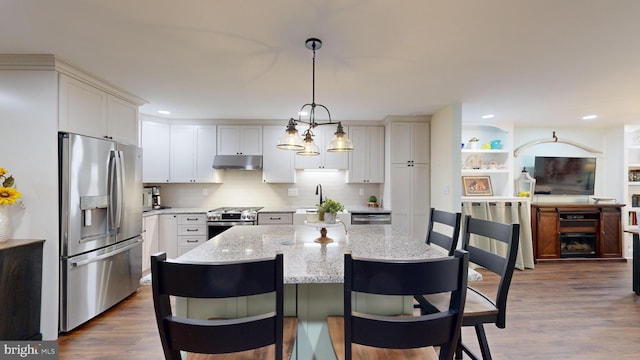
[0,167,22,242]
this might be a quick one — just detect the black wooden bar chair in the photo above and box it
[423,215,520,360]
[151,252,297,360]
[327,249,469,360]
[414,208,462,314]
[426,207,462,256]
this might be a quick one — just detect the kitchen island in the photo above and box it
[175,224,481,359]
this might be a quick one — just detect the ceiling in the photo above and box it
[2,0,640,128]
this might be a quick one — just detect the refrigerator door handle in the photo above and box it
[115,150,125,231]
[108,150,117,234]
[70,239,142,267]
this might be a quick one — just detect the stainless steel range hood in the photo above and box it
[212,155,263,170]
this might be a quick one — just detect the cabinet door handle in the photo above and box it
[186,228,199,232]
[186,217,199,221]
[270,217,282,220]
[186,239,200,243]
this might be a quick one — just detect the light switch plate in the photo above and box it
[288,188,299,196]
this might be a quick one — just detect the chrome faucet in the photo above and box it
[316,184,323,205]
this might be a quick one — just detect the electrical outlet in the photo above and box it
[359,188,364,196]
[288,188,299,196]
[202,188,208,196]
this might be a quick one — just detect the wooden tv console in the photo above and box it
[531,203,624,261]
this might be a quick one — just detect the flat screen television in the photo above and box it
[533,156,596,195]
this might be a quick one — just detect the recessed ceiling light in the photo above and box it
[158,110,171,115]
[581,114,597,120]
[481,114,495,119]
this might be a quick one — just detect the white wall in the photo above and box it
[0,70,59,339]
[513,127,609,203]
[430,104,462,212]
[149,170,383,210]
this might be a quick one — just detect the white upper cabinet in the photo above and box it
[106,94,139,145]
[390,122,429,164]
[59,74,107,138]
[262,126,295,183]
[59,74,139,145]
[217,125,262,155]
[294,126,349,170]
[170,124,221,183]
[169,125,196,183]
[348,126,384,183]
[141,121,171,183]
[142,121,220,183]
[194,126,220,182]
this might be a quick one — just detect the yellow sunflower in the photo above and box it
[0,168,6,177]
[0,187,21,206]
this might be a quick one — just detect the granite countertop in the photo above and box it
[178,224,481,284]
[143,207,209,216]
[258,207,296,213]
[346,205,392,214]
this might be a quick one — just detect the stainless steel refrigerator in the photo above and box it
[59,132,143,332]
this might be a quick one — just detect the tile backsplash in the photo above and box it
[148,170,383,209]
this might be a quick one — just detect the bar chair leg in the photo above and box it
[475,324,492,360]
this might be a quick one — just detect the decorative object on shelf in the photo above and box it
[515,167,536,200]
[490,139,503,149]
[368,195,379,207]
[276,38,354,154]
[466,137,480,149]
[481,142,491,149]
[462,176,493,196]
[514,131,603,157]
[0,167,22,242]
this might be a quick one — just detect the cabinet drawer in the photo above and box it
[178,235,207,246]
[177,214,206,224]
[177,236,207,257]
[177,224,206,235]
[258,213,293,225]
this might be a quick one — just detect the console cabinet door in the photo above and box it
[536,210,560,259]
[600,209,622,257]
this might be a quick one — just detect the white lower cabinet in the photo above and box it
[176,214,207,256]
[158,214,178,259]
[157,213,207,258]
[142,214,159,273]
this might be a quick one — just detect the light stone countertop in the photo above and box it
[178,224,481,284]
[143,208,209,216]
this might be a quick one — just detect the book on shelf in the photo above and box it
[630,211,638,226]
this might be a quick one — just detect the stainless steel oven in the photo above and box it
[206,207,262,239]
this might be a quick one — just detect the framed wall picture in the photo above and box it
[462,176,493,196]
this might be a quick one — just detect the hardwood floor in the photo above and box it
[59,261,640,359]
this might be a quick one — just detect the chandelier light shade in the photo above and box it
[277,38,354,155]
[327,122,354,152]
[296,130,320,156]
[276,118,304,150]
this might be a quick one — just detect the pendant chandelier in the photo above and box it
[276,38,354,155]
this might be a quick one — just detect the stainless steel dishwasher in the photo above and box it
[350,212,392,225]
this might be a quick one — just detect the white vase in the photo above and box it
[0,207,10,242]
[324,213,336,224]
